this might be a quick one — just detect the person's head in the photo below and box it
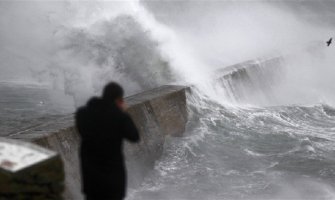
[102,82,124,109]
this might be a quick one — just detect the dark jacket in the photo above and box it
[75,97,139,198]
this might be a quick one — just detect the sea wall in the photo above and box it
[9,85,189,200]
[213,57,285,105]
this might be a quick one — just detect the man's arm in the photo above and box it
[121,113,140,143]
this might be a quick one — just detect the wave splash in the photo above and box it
[1,1,335,199]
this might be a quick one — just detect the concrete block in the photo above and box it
[0,138,64,200]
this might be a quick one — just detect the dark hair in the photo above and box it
[102,82,124,101]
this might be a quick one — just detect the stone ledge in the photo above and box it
[0,138,64,200]
[8,85,190,200]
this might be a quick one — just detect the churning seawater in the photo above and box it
[128,92,335,200]
[0,83,74,136]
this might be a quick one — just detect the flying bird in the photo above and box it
[326,38,332,46]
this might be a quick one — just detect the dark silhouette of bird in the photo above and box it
[326,38,332,46]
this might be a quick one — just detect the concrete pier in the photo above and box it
[9,85,190,200]
[213,57,285,104]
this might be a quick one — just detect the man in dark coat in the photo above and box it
[75,82,140,200]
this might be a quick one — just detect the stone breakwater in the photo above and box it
[213,57,285,104]
[8,85,190,200]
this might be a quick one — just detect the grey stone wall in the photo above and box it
[9,85,189,200]
[213,57,285,104]
[125,85,189,187]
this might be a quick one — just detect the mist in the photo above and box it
[142,0,335,106]
[1,0,335,106]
